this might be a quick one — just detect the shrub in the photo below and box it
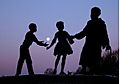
[101,49,119,76]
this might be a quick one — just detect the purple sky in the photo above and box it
[0,0,118,76]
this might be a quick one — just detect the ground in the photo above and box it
[0,74,118,84]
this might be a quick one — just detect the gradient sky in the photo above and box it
[0,0,118,76]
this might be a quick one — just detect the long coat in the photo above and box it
[75,18,110,67]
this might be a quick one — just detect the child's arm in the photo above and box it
[36,41,48,47]
[65,31,74,44]
[33,35,48,47]
[46,33,57,49]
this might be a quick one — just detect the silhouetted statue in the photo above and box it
[47,21,74,75]
[15,23,48,76]
[72,7,111,74]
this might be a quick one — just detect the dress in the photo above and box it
[54,31,74,56]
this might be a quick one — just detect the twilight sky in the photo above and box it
[0,0,118,76]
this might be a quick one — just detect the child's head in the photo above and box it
[29,23,37,32]
[90,7,101,20]
[56,21,64,31]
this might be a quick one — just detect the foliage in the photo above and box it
[44,68,54,75]
[101,49,119,76]
[74,49,119,76]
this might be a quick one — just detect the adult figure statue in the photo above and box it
[72,7,111,74]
